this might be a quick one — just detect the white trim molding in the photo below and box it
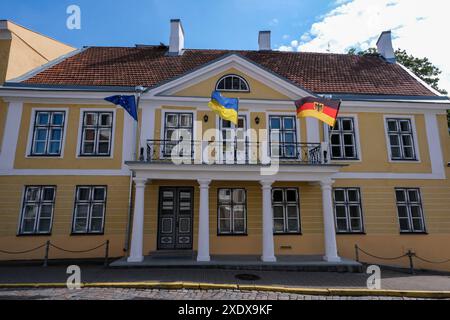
[0,101,23,170]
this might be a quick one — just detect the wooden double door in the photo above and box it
[157,187,194,250]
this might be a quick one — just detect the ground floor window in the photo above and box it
[333,188,364,233]
[19,186,56,235]
[395,188,426,233]
[272,188,300,234]
[217,188,247,235]
[72,186,107,234]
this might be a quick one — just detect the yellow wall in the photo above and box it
[1,20,75,82]
[174,68,290,100]
[14,104,124,170]
[0,175,130,260]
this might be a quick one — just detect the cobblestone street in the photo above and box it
[0,287,429,300]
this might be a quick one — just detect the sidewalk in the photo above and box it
[0,264,450,292]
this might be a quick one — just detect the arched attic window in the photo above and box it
[216,74,250,92]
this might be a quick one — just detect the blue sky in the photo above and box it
[2,0,450,92]
[1,0,334,49]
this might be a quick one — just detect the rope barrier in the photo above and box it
[0,243,47,255]
[356,246,408,261]
[354,244,450,274]
[0,240,110,268]
[49,242,107,254]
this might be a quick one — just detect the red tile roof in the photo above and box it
[22,46,436,96]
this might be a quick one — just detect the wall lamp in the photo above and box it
[203,115,209,123]
[255,116,260,125]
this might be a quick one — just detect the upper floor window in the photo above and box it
[272,188,301,234]
[395,188,426,233]
[72,186,107,234]
[31,111,65,156]
[80,111,113,157]
[163,112,193,157]
[269,116,298,159]
[330,117,358,160]
[19,186,56,235]
[386,118,417,161]
[333,188,364,233]
[216,74,250,92]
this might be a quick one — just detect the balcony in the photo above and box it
[141,139,326,165]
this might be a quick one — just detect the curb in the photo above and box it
[0,282,449,299]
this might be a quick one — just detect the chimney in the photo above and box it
[258,31,271,51]
[376,30,396,63]
[169,19,184,56]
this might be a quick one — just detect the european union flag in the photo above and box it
[104,95,138,121]
[208,91,239,125]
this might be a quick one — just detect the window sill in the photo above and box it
[400,231,428,235]
[17,233,51,237]
[273,232,302,236]
[27,155,62,158]
[78,155,112,158]
[70,232,105,236]
[217,233,248,237]
[336,232,366,235]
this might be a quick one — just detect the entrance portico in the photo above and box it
[126,163,344,264]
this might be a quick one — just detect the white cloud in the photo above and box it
[277,0,450,93]
[269,18,279,26]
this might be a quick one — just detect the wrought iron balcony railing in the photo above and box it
[140,139,326,165]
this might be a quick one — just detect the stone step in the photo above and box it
[149,250,196,260]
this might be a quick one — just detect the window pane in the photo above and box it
[22,219,36,233]
[37,112,49,125]
[350,218,362,231]
[166,114,178,127]
[26,188,40,201]
[286,189,297,202]
[52,113,64,125]
[334,189,345,202]
[283,117,295,130]
[233,189,245,204]
[90,218,103,232]
[408,190,419,202]
[91,205,104,218]
[224,76,232,89]
[83,142,95,154]
[42,187,55,201]
[93,188,106,201]
[233,205,245,219]
[400,120,411,132]
[78,188,90,201]
[36,129,48,141]
[76,204,89,217]
[331,146,342,158]
[344,146,355,158]
[33,142,46,154]
[335,205,346,218]
[410,205,422,218]
[389,135,400,146]
[402,135,413,147]
[218,205,231,219]
[331,134,341,145]
[387,120,398,132]
[349,205,360,218]
[24,205,38,219]
[274,219,284,232]
[218,189,231,202]
[74,218,87,232]
[272,189,283,202]
[412,218,423,231]
[336,219,348,232]
[343,134,354,145]
[287,219,299,232]
[399,218,410,231]
[287,206,298,218]
[98,129,111,141]
[180,114,192,127]
[403,146,414,159]
[342,119,353,131]
[37,219,51,233]
[100,113,112,126]
[219,219,231,233]
[270,118,281,130]
[396,190,406,202]
[49,142,61,154]
[391,146,401,158]
[84,113,97,126]
[233,219,245,233]
[347,189,359,202]
[40,205,53,218]
[273,206,284,218]
[98,142,110,154]
[84,129,96,141]
[397,205,408,217]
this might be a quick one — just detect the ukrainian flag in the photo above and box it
[208,91,239,125]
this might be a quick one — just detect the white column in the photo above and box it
[306,117,320,143]
[197,179,211,262]
[260,180,276,262]
[321,179,341,262]
[127,177,147,263]
[0,101,22,170]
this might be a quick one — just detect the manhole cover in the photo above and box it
[235,274,261,281]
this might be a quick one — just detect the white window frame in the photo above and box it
[272,188,301,234]
[26,108,69,158]
[383,115,420,163]
[324,114,362,163]
[215,74,250,92]
[333,188,364,234]
[77,108,116,158]
[18,185,56,235]
[72,186,107,234]
[265,111,301,160]
[216,112,249,163]
[217,188,247,235]
[160,110,196,159]
[395,188,426,233]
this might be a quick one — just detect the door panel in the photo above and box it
[157,187,194,250]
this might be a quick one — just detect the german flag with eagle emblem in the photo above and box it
[295,96,341,127]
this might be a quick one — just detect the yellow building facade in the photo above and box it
[0,20,449,271]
